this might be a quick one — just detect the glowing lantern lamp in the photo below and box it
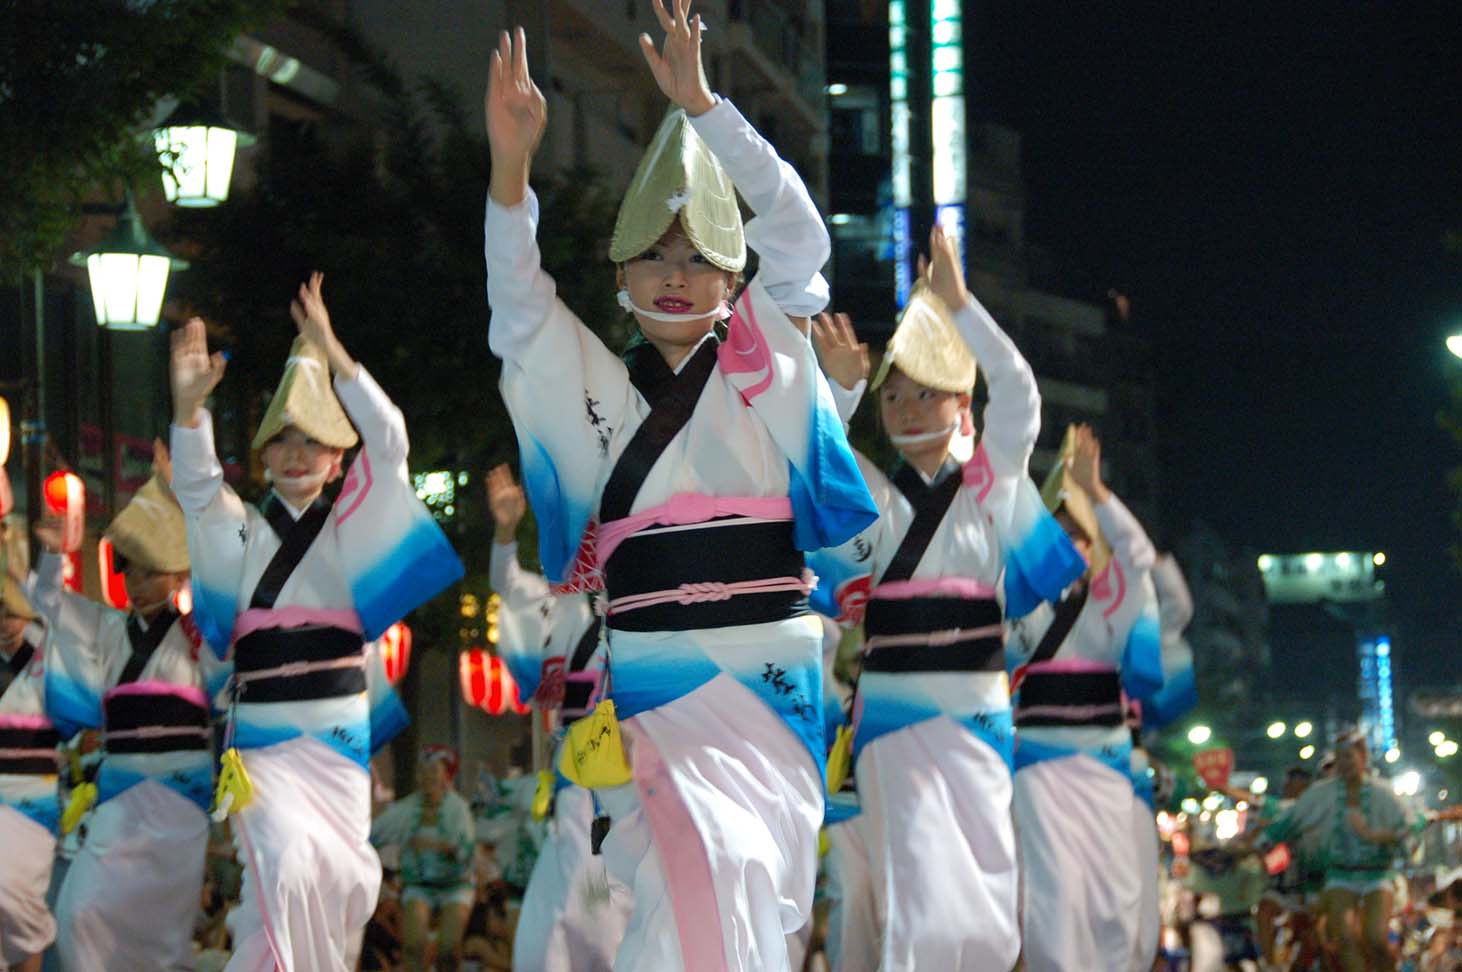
[0,395,10,464]
[380,622,413,684]
[153,102,256,207]
[43,471,86,593]
[459,647,529,716]
[97,537,131,610]
[69,195,189,330]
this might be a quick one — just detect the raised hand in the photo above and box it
[919,223,970,313]
[151,438,173,487]
[487,464,527,543]
[1067,424,1110,503]
[812,312,870,391]
[485,27,546,206]
[638,0,715,116]
[32,515,70,555]
[289,272,357,378]
[170,317,227,429]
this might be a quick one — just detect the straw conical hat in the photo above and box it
[1040,425,1110,572]
[871,282,977,393]
[106,475,190,574]
[1,576,35,620]
[609,109,746,272]
[251,337,359,450]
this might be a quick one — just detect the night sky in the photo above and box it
[967,2,1461,690]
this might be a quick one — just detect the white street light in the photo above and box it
[1188,725,1212,745]
[1250,776,1269,795]
[1267,721,1286,739]
[1393,771,1421,797]
[1438,741,1459,759]
[1430,731,1446,746]
[1384,748,1401,764]
[154,102,255,208]
[69,196,188,330]
[1449,333,1462,360]
[1294,721,1314,739]
[1300,744,1316,760]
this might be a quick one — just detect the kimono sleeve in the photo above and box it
[805,449,884,626]
[42,592,116,737]
[365,638,409,755]
[490,542,554,699]
[486,189,639,584]
[950,297,1084,617]
[1088,494,1158,672]
[171,410,249,655]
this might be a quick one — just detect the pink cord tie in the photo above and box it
[608,569,816,616]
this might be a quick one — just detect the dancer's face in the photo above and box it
[419,759,450,803]
[620,224,736,354]
[878,368,968,466]
[123,564,187,620]
[1054,508,1094,567]
[0,606,26,654]
[261,427,344,508]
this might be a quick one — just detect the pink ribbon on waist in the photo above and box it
[595,493,794,567]
[233,607,363,645]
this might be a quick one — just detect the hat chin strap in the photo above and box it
[617,289,732,324]
[890,422,959,448]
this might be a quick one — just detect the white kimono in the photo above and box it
[171,366,453,972]
[490,541,632,972]
[486,97,876,972]
[31,551,212,972]
[810,295,1082,971]
[0,623,59,970]
[1005,494,1157,972]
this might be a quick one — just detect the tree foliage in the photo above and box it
[0,0,292,274]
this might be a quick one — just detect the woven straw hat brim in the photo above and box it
[609,109,746,272]
[251,337,359,451]
[871,283,977,394]
[105,475,189,574]
[1,576,36,620]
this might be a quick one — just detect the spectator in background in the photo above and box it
[372,745,476,971]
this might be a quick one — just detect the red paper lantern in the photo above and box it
[380,621,412,684]
[97,537,130,610]
[1192,747,1235,792]
[459,647,529,716]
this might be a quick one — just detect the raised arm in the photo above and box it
[487,465,551,608]
[812,312,869,426]
[925,225,1039,475]
[1069,426,1157,575]
[168,318,243,521]
[640,0,829,317]
[1151,553,1194,640]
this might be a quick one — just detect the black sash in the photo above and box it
[1014,669,1124,728]
[118,607,180,686]
[251,493,332,610]
[862,595,1005,674]
[103,692,210,754]
[234,626,365,702]
[4,642,34,677]
[880,458,963,585]
[0,724,61,774]
[600,339,718,524]
[560,614,604,713]
[1027,586,1088,669]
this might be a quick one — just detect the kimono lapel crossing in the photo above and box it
[118,608,179,686]
[881,457,963,585]
[251,493,332,610]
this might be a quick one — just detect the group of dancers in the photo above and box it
[0,3,1443,970]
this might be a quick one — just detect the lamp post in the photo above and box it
[153,101,256,208]
[69,194,189,330]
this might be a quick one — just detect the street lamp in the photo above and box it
[1294,721,1313,739]
[1267,721,1287,739]
[69,195,189,330]
[1188,725,1212,745]
[1438,740,1459,759]
[1250,776,1269,795]
[1430,731,1446,746]
[1299,744,1316,760]
[1448,333,1462,360]
[153,102,255,208]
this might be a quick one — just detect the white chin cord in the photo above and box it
[889,423,959,447]
[617,289,732,324]
[269,470,331,494]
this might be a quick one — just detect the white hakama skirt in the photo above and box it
[0,804,56,967]
[54,779,208,972]
[1014,753,1142,972]
[225,736,380,972]
[855,713,1019,971]
[823,813,878,972]
[596,673,822,972]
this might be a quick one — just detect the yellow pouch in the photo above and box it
[819,828,830,859]
[532,769,554,821]
[826,723,854,794]
[211,747,255,822]
[556,699,632,789]
[61,781,97,834]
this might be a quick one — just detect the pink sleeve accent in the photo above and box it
[1090,559,1128,619]
[716,297,774,404]
[962,443,996,503]
[333,450,374,525]
[103,680,209,709]
[870,577,1000,601]
[0,713,54,730]
[233,607,364,643]
[625,723,730,972]
[595,494,795,567]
